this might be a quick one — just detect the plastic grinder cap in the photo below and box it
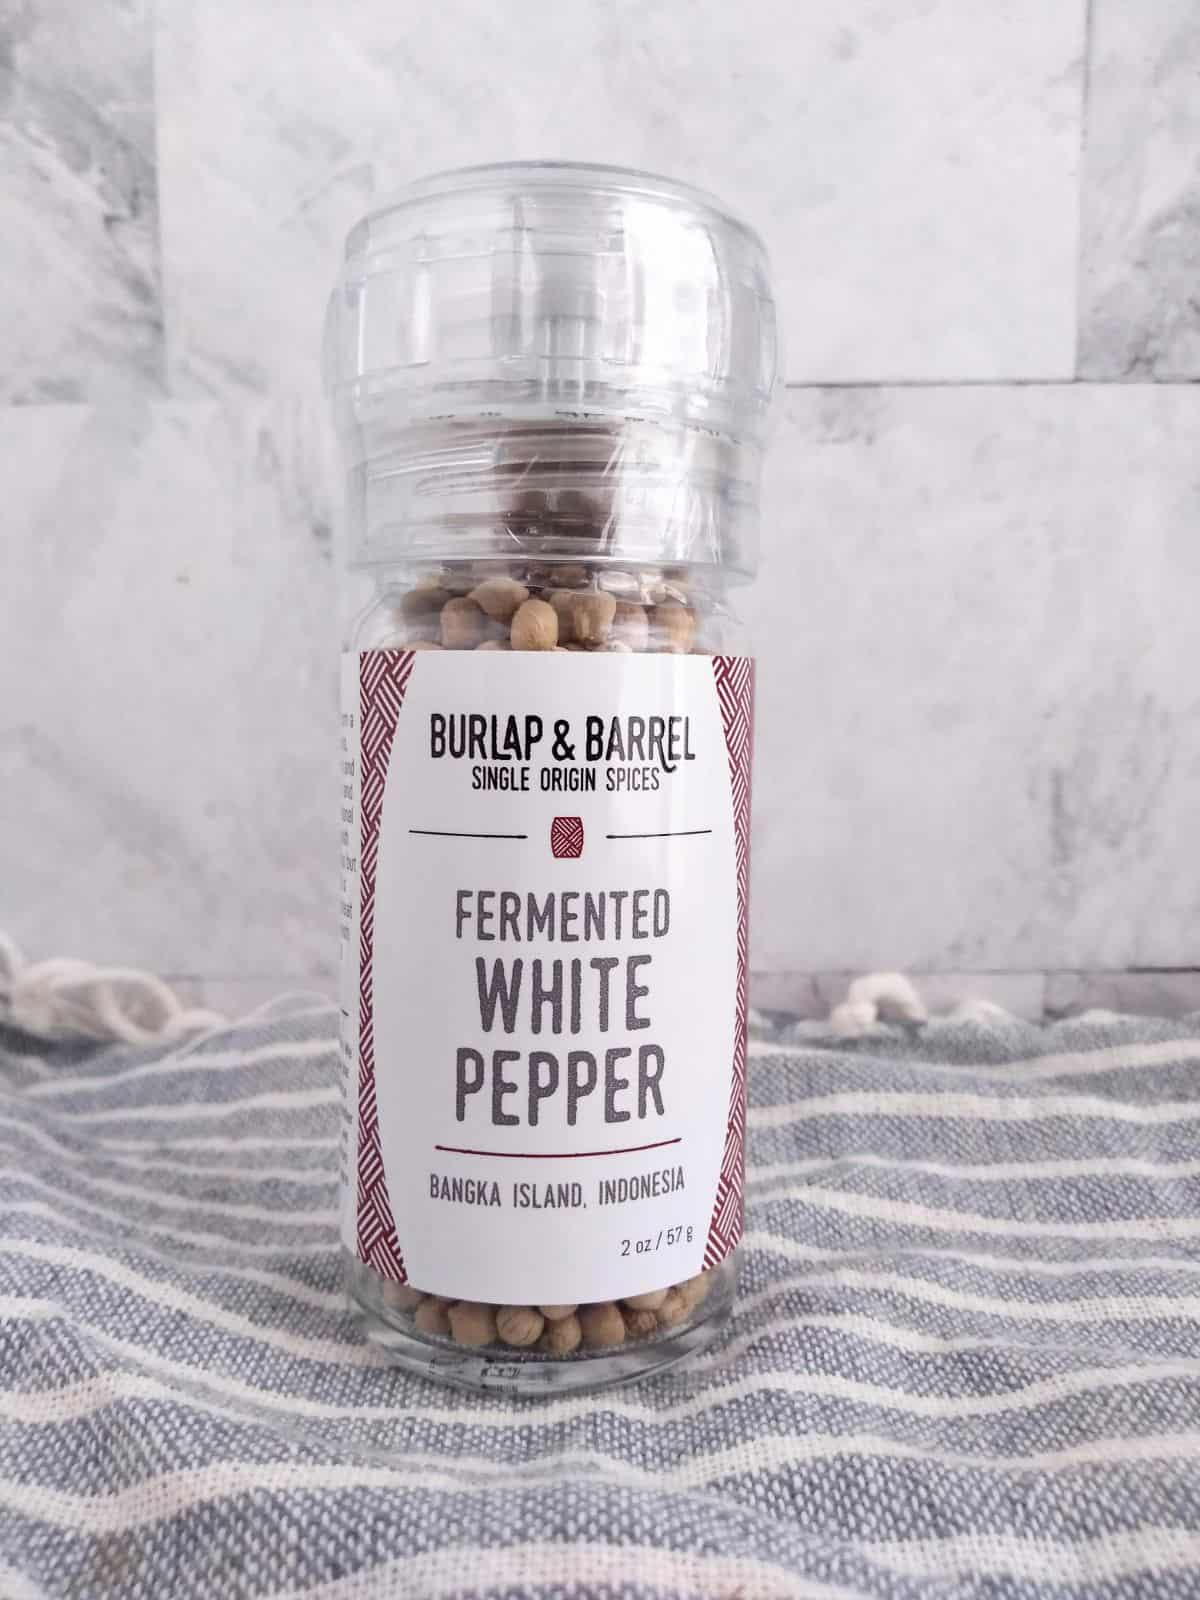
[325,160,778,438]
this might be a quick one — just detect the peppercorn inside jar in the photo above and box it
[327,164,776,1393]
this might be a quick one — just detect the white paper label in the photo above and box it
[342,647,751,1306]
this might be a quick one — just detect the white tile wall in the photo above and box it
[2,1,1198,1015]
[1079,0,1200,379]
[154,0,1086,392]
[0,0,160,402]
[0,400,337,980]
[751,384,1200,974]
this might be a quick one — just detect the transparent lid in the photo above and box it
[325,162,778,574]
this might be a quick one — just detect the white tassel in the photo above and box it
[828,972,929,1037]
[0,930,22,1008]
[829,999,880,1039]
[845,972,928,1024]
[948,997,1020,1025]
[1,937,225,1044]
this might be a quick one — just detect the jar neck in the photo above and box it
[340,417,760,579]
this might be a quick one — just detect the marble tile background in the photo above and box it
[2,0,1198,1020]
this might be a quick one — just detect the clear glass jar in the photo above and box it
[326,163,776,1394]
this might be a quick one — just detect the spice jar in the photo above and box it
[326,162,777,1393]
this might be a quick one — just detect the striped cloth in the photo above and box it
[2,1005,1200,1599]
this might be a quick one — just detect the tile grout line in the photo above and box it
[1073,0,1098,380]
[11,378,1200,415]
[753,967,1200,978]
[780,377,1199,393]
[7,378,1199,416]
[168,969,1200,981]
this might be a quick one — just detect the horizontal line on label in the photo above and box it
[409,829,529,840]
[605,829,712,840]
[433,1137,683,1160]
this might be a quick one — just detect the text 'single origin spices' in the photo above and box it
[325,161,778,1393]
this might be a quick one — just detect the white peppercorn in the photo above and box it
[569,590,617,645]
[541,1313,583,1356]
[447,1301,498,1348]
[578,1302,626,1349]
[622,1307,659,1340]
[655,1290,690,1329]
[611,600,649,651]
[677,1272,712,1310]
[440,597,486,650]
[623,1289,668,1312]
[496,1305,545,1347]
[653,599,695,653]
[546,591,577,638]
[471,576,530,622]
[414,1297,452,1337]
[400,583,452,618]
[510,597,559,651]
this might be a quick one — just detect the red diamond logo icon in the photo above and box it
[550,817,584,858]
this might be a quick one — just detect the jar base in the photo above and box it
[346,1254,736,1396]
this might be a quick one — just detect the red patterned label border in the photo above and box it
[704,655,754,1267]
[356,648,413,1280]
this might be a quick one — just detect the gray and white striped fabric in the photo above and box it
[2,1004,1200,1599]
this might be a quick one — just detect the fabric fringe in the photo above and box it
[0,932,225,1044]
